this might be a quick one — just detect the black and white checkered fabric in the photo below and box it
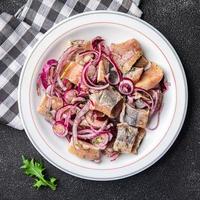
[0,0,142,130]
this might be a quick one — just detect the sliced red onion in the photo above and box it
[127,96,134,105]
[149,90,163,118]
[81,61,109,90]
[107,132,113,141]
[48,67,55,85]
[142,99,151,109]
[160,77,170,93]
[102,53,122,84]
[150,90,159,115]
[105,123,113,130]
[57,76,67,91]
[93,42,102,65]
[52,121,67,137]
[63,89,77,104]
[110,152,120,161]
[118,78,134,95]
[54,87,64,98]
[72,102,90,146]
[79,49,99,57]
[77,130,110,140]
[90,120,108,132]
[54,86,64,95]
[47,59,58,66]
[71,97,86,104]
[45,84,53,95]
[148,110,161,130]
[40,70,49,89]
[78,90,89,98]
[38,59,58,90]
[55,105,73,121]
[63,79,73,91]
[134,87,154,112]
[86,64,97,85]
[77,132,99,140]
[102,43,111,56]
[76,82,81,94]
[92,36,104,50]
[63,111,71,126]
[79,41,110,90]
[55,91,61,98]
[78,129,94,135]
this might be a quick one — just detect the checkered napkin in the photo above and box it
[0,0,142,130]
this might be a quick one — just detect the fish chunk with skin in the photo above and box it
[134,56,149,68]
[37,95,51,117]
[113,123,139,153]
[89,87,123,118]
[61,61,83,85]
[132,128,146,154]
[135,62,164,90]
[120,104,149,128]
[37,95,63,122]
[97,59,109,83]
[68,139,101,161]
[37,95,63,116]
[125,67,143,83]
[51,96,64,110]
[111,39,143,73]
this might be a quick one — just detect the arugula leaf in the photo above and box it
[21,155,57,191]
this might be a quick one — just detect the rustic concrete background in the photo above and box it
[0,0,199,199]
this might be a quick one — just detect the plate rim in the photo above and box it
[18,10,188,181]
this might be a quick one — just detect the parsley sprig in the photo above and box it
[20,155,57,190]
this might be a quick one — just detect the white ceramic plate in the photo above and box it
[18,11,188,181]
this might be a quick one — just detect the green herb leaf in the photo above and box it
[21,155,57,191]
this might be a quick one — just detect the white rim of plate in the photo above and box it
[18,11,188,181]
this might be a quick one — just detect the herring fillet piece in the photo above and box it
[97,59,109,83]
[134,56,149,68]
[61,62,83,85]
[120,104,149,128]
[125,67,143,83]
[113,123,138,153]
[68,139,101,161]
[89,87,123,118]
[132,128,146,154]
[135,62,164,90]
[37,95,63,120]
[111,39,143,73]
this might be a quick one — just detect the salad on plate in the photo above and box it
[36,36,168,162]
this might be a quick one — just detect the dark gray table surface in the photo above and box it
[0,0,199,199]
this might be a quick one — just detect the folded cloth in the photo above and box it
[0,0,142,130]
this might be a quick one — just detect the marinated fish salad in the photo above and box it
[36,36,168,162]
